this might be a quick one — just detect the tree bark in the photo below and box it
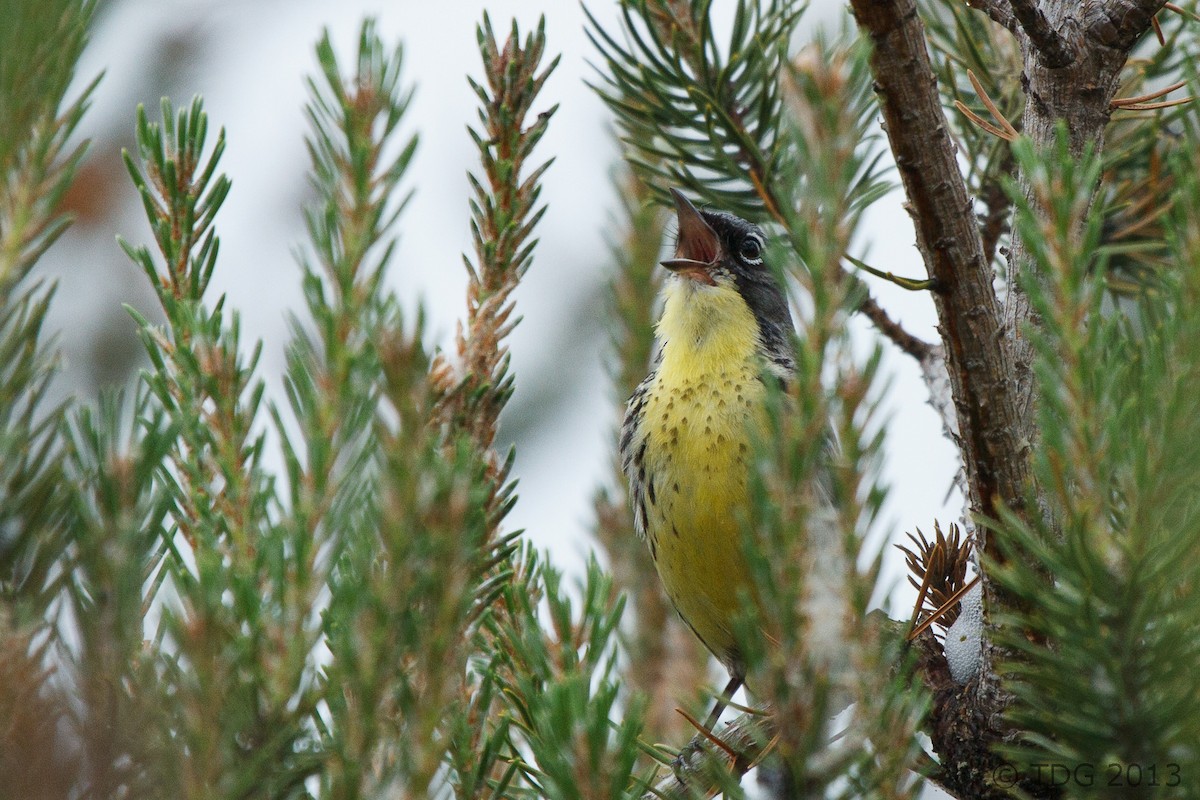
[1003,0,1165,459]
[849,0,1164,796]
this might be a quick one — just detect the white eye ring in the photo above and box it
[739,236,763,263]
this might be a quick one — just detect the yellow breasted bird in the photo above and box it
[620,189,796,720]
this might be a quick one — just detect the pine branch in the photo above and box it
[433,17,564,799]
[488,553,646,800]
[433,14,558,462]
[592,168,708,742]
[0,0,96,619]
[281,20,482,796]
[446,9,557,616]
[585,0,802,221]
[121,97,318,795]
[283,16,420,641]
[61,389,176,797]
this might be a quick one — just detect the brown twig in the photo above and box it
[857,294,935,361]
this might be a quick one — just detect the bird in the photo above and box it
[619,188,797,726]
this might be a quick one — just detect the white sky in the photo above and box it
[53,0,962,623]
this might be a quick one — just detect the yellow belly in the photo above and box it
[639,361,764,667]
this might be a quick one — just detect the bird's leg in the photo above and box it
[703,674,744,731]
[670,675,754,780]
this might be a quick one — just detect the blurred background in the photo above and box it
[49,0,960,611]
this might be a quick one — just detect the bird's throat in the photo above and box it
[655,278,761,366]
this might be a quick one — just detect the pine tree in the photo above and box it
[2,1,1199,799]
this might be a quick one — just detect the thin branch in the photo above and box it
[979,149,1017,266]
[857,294,934,361]
[845,254,939,291]
[1009,0,1077,67]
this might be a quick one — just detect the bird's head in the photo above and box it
[660,189,795,376]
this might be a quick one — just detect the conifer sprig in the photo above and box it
[585,0,803,222]
[61,389,176,797]
[990,130,1200,786]
[0,0,97,619]
[592,170,708,742]
[434,14,559,460]
[121,98,316,795]
[438,10,560,631]
[489,552,646,800]
[432,17,573,799]
[282,20,475,796]
[278,19,419,663]
[321,338,492,796]
[780,37,892,299]
[0,0,98,280]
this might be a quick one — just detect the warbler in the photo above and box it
[620,189,796,710]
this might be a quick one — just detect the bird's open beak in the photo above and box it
[661,188,719,286]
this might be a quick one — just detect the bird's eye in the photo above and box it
[739,237,763,262]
